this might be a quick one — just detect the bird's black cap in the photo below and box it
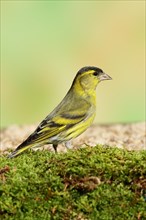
[77,66,103,75]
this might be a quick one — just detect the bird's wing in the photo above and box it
[19,92,92,147]
[22,111,88,146]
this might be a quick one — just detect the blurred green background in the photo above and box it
[1,1,145,128]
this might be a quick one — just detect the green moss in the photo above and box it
[0,146,146,219]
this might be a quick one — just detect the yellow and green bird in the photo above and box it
[8,66,112,158]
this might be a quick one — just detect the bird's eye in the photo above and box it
[93,72,98,76]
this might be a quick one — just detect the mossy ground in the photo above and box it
[0,146,146,220]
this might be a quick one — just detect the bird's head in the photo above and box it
[73,66,112,93]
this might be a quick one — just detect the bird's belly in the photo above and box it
[60,112,96,141]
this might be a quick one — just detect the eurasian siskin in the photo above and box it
[8,66,112,158]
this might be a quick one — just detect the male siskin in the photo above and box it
[8,66,112,158]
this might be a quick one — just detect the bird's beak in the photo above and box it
[99,72,112,81]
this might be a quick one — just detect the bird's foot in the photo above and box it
[65,141,73,149]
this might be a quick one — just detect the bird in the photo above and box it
[8,66,112,158]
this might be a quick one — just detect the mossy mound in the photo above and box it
[0,146,146,219]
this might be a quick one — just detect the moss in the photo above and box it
[0,146,146,219]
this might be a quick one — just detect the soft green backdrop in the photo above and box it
[1,1,145,128]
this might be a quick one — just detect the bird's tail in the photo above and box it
[7,141,33,158]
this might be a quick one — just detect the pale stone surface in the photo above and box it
[0,122,145,155]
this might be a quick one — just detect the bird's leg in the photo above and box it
[65,141,73,150]
[53,144,58,153]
